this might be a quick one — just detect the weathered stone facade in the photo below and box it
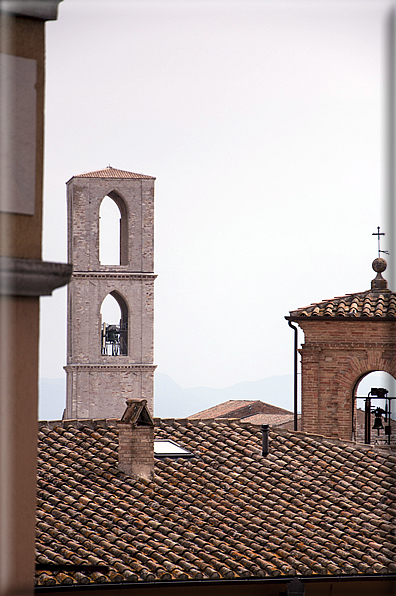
[287,259,396,442]
[64,167,156,419]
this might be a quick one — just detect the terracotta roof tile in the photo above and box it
[188,400,291,420]
[289,259,396,319]
[242,413,296,426]
[69,166,155,181]
[289,290,396,319]
[36,418,395,588]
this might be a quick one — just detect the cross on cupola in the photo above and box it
[371,227,389,292]
[372,226,390,257]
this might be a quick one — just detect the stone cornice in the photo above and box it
[64,364,157,372]
[72,272,157,280]
[0,0,63,20]
[300,342,396,350]
[0,257,72,296]
[286,316,396,323]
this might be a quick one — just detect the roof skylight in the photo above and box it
[154,440,193,458]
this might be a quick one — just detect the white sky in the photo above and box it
[40,0,393,389]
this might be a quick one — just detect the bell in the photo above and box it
[372,417,384,431]
[371,387,388,399]
[372,407,384,433]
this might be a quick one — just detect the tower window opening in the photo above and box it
[100,292,128,356]
[354,371,396,446]
[99,195,121,265]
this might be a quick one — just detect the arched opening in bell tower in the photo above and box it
[354,371,396,446]
[99,191,128,266]
[100,291,128,356]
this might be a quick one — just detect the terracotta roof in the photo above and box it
[242,413,295,426]
[289,291,396,319]
[36,417,396,588]
[288,260,396,319]
[188,400,291,420]
[69,166,155,180]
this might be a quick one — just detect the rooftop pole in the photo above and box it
[385,6,396,289]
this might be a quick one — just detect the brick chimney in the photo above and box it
[117,399,154,480]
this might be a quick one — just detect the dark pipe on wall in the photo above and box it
[261,424,269,456]
[288,320,298,431]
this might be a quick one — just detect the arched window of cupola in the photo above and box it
[99,192,128,265]
[100,291,128,356]
[354,371,396,445]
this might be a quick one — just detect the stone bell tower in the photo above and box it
[64,166,156,419]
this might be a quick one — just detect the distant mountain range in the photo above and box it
[153,373,295,418]
[38,373,295,421]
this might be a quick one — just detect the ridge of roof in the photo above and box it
[37,416,394,453]
[68,166,155,182]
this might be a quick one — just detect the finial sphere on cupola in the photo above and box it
[371,257,388,291]
[372,257,387,273]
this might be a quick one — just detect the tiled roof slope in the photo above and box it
[188,400,291,420]
[289,290,396,319]
[36,418,396,588]
[70,166,155,180]
[242,413,295,426]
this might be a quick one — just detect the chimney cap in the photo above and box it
[120,399,154,427]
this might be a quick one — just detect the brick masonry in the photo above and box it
[117,423,154,480]
[295,319,396,441]
[64,171,156,419]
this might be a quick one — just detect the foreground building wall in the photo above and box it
[0,3,71,595]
